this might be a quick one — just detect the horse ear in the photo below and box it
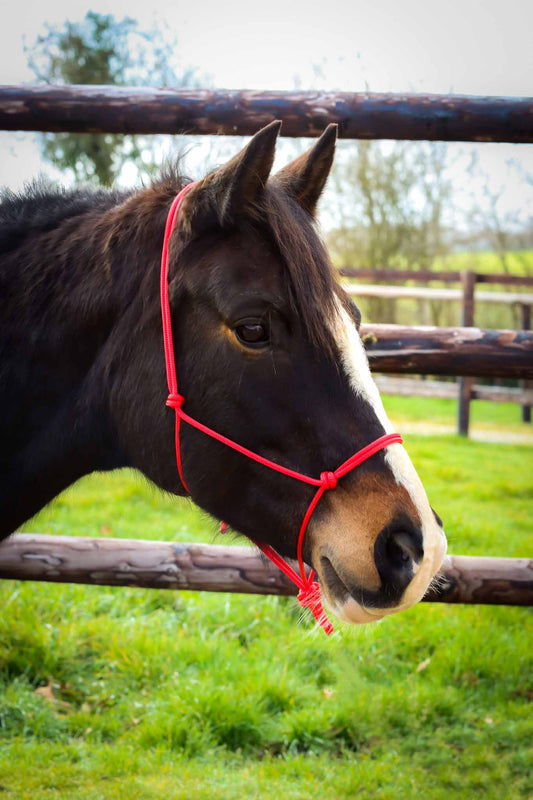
[181,120,282,232]
[273,124,337,216]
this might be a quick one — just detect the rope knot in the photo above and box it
[298,581,321,609]
[166,393,186,409]
[297,580,334,635]
[320,471,337,490]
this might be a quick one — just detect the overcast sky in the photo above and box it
[3,0,533,95]
[1,0,532,225]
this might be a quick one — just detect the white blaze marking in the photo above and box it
[330,300,447,613]
[331,300,393,435]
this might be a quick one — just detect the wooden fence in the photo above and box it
[1,85,531,610]
[343,269,533,435]
[1,535,532,607]
[2,86,532,141]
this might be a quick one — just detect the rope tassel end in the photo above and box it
[297,581,334,635]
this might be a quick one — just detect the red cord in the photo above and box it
[160,182,403,635]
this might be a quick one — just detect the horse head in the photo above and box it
[111,122,447,625]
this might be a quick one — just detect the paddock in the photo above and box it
[0,85,531,613]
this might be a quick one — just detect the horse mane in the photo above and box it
[259,185,338,353]
[1,168,338,353]
[0,178,130,255]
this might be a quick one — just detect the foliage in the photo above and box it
[327,140,452,322]
[28,12,197,185]
[325,138,533,328]
[0,399,532,798]
[328,141,451,270]
[463,151,533,275]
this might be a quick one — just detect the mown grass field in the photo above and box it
[1,396,532,799]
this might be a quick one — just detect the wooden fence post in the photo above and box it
[521,303,532,423]
[457,271,476,436]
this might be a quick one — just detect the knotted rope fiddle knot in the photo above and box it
[298,580,334,635]
[320,471,338,490]
[166,393,186,409]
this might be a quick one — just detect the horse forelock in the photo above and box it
[255,185,339,356]
[156,171,340,357]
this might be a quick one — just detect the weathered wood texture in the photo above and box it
[423,555,533,605]
[521,304,532,423]
[360,324,533,379]
[1,85,533,142]
[0,536,296,596]
[457,271,476,436]
[0,535,531,607]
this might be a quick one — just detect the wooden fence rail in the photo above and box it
[360,324,533,379]
[1,535,532,607]
[347,273,533,434]
[339,268,533,287]
[374,376,533,405]
[1,85,533,142]
[344,283,533,305]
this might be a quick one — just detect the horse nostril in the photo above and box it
[374,520,424,596]
[388,531,421,567]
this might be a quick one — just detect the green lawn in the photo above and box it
[1,396,532,799]
[384,393,533,441]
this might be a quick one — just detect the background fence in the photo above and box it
[340,268,533,434]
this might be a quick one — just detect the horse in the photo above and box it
[0,121,446,626]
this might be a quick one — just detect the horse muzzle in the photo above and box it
[310,475,447,625]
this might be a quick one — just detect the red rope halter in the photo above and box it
[160,182,403,635]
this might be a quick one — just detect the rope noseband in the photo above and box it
[160,182,403,635]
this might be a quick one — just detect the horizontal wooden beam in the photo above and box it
[0,535,531,607]
[1,85,533,142]
[345,283,533,305]
[339,268,533,287]
[374,375,533,405]
[360,324,533,379]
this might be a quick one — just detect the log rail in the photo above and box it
[1,85,533,142]
[361,324,533,379]
[1,535,532,607]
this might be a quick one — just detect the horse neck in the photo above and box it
[0,185,173,537]
[102,184,175,308]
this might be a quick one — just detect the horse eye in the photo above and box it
[234,322,269,348]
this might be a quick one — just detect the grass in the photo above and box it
[383,393,533,441]
[436,250,533,277]
[1,395,532,799]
